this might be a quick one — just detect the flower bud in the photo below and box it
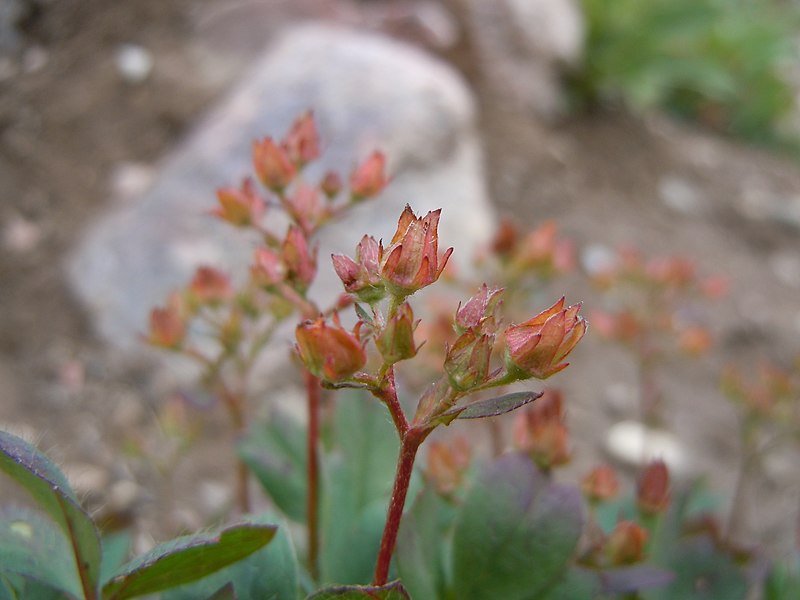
[188,266,233,305]
[296,315,366,382]
[213,179,265,227]
[147,294,187,349]
[455,284,503,334]
[512,389,570,469]
[285,183,326,234]
[332,235,385,304]
[444,330,493,392]
[606,521,648,565]
[504,297,587,380]
[637,460,670,515]
[320,170,343,199]
[380,205,453,298]
[426,437,472,495]
[282,226,317,293]
[252,137,295,191]
[582,465,620,503]
[251,246,285,288]
[350,151,388,200]
[282,111,320,167]
[376,302,419,364]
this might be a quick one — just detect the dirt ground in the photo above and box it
[2,0,800,563]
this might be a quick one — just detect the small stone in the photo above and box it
[605,420,688,476]
[581,243,616,276]
[3,215,42,253]
[109,162,155,201]
[116,44,154,84]
[658,175,703,215]
[200,480,231,514]
[109,479,141,512]
[603,382,637,415]
[21,46,48,73]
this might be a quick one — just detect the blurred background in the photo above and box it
[2,0,800,561]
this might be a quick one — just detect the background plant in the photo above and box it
[572,0,800,152]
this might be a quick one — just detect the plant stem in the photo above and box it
[726,417,755,542]
[375,367,409,437]
[373,426,427,586]
[219,386,251,513]
[306,371,322,581]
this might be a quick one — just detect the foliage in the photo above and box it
[573,0,800,151]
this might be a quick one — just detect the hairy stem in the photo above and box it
[374,367,409,437]
[306,371,322,581]
[373,426,428,585]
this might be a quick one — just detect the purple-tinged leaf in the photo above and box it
[434,391,542,426]
[306,580,410,599]
[452,452,583,600]
[207,582,237,600]
[599,564,674,594]
[0,430,101,597]
[102,523,276,600]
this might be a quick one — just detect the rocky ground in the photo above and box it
[2,0,800,562]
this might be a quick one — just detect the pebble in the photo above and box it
[769,252,800,289]
[115,44,154,84]
[2,215,42,253]
[658,174,703,215]
[580,243,616,276]
[605,420,689,476]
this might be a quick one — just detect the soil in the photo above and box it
[1,0,799,565]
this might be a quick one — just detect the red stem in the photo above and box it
[220,387,251,513]
[375,367,409,437]
[306,371,322,581]
[373,426,427,585]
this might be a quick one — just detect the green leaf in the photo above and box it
[162,515,298,600]
[0,430,101,596]
[102,523,276,599]
[451,453,583,600]
[0,507,81,598]
[396,486,456,600]
[99,532,132,587]
[306,581,410,599]
[320,391,402,585]
[643,535,747,600]
[0,574,66,600]
[239,413,307,522]
[435,391,542,425]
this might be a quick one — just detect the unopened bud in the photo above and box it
[376,302,419,365]
[350,151,388,200]
[637,460,670,515]
[252,137,295,191]
[320,171,343,199]
[282,111,321,167]
[444,330,493,392]
[189,266,233,305]
[213,179,265,227]
[295,315,366,382]
[606,521,648,565]
[147,294,187,349]
[582,465,620,502]
[282,226,317,292]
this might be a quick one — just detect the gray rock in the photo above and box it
[455,0,584,118]
[69,25,494,359]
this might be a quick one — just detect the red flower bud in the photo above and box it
[376,302,419,364]
[285,183,327,234]
[504,297,587,380]
[606,521,648,565]
[250,246,285,288]
[332,235,385,304]
[380,205,453,297]
[582,465,620,502]
[282,226,317,292]
[147,294,187,349]
[213,179,265,227]
[320,170,343,199]
[637,460,670,515]
[426,437,472,495]
[350,151,388,200]
[296,315,366,382]
[188,266,233,305]
[455,284,503,334]
[512,390,570,469]
[252,137,295,191]
[282,111,321,167]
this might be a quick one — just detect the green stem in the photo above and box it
[306,371,322,581]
